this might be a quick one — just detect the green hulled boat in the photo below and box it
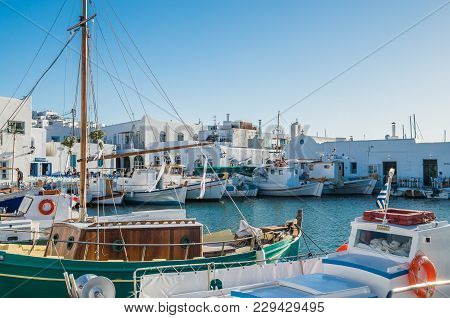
[0,234,300,298]
[0,0,302,299]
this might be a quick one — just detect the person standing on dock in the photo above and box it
[16,168,23,188]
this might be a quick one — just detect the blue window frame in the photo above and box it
[70,154,77,168]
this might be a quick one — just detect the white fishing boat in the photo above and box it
[226,206,450,298]
[305,160,377,195]
[136,170,450,299]
[225,183,258,198]
[88,191,125,205]
[0,188,36,213]
[124,186,187,205]
[424,188,450,200]
[88,177,124,205]
[114,167,187,205]
[184,179,225,200]
[323,178,377,195]
[252,161,323,197]
[0,190,78,242]
[225,175,258,198]
[251,113,322,197]
[163,164,226,200]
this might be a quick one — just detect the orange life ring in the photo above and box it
[408,255,437,298]
[38,199,56,216]
[336,243,348,252]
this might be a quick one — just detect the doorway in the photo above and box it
[42,163,52,176]
[337,162,344,178]
[30,163,38,177]
[423,159,438,186]
[382,161,397,183]
[123,157,131,171]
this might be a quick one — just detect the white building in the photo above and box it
[103,115,203,171]
[0,96,34,184]
[30,141,115,176]
[287,123,450,187]
[102,114,277,171]
[0,98,117,183]
[32,110,103,143]
[103,115,201,151]
[198,115,258,148]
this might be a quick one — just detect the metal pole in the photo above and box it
[11,131,16,184]
[409,116,412,139]
[276,111,280,157]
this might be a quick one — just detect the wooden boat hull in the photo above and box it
[0,236,299,298]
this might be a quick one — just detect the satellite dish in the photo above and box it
[80,276,116,298]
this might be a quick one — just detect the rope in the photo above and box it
[97,7,159,142]
[94,20,135,123]
[0,0,68,120]
[0,29,79,131]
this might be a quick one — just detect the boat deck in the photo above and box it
[231,273,378,298]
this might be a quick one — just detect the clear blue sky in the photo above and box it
[0,0,449,141]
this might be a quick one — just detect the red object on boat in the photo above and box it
[363,208,436,226]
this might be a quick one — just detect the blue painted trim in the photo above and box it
[230,291,260,298]
[322,258,408,279]
[0,196,25,212]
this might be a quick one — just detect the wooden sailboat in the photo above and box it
[0,0,301,298]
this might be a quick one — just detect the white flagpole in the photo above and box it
[382,168,395,224]
[197,155,207,199]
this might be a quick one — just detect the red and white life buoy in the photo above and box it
[408,255,437,298]
[38,199,56,216]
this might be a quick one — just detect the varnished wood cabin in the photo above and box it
[45,219,203,261]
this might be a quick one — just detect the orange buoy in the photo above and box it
[336,243,348,252]
[38,199,56,216]
[408,255,437,298]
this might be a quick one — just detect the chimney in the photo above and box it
[226,113,230,122]
[391,122,396,138]
[290,121,299,139]
[258,119,262,137]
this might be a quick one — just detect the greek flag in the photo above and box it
[376,183,388,209]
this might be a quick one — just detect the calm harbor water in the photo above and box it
[88,196,450,254]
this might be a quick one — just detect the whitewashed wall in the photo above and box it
[0,96,33,183]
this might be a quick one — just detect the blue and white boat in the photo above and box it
[114,168,187,205]
[252,161,323,197]
[0,188,36,213]
[225,175,258,198]
[136,169,450,298]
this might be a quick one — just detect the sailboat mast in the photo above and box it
[79,0,89,221]
[276,111,280,157]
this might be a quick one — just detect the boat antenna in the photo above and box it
[382,168,395,224]
[276,111,280,158]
